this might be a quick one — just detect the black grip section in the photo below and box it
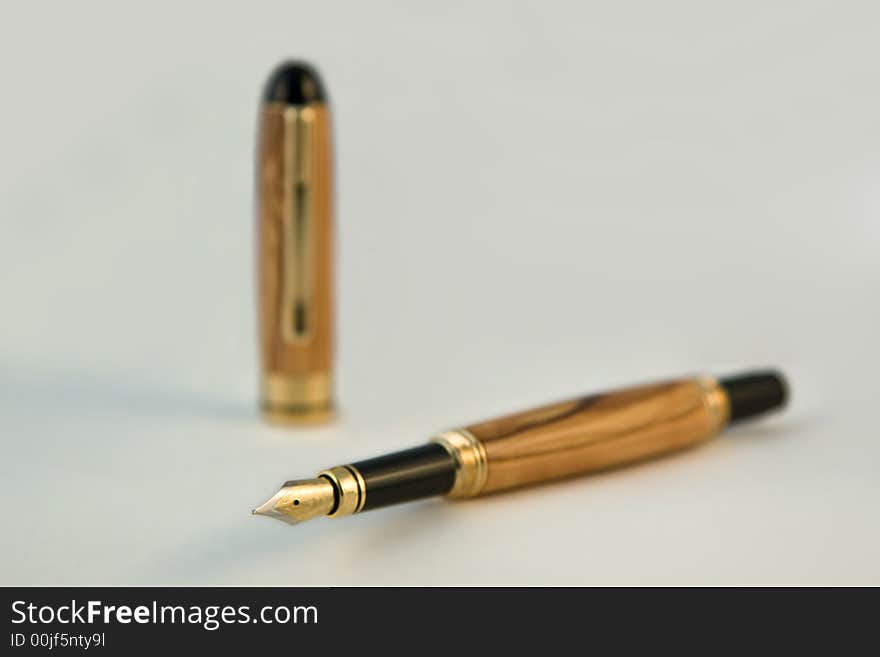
[353,444,456,511]
[720,371,789,423]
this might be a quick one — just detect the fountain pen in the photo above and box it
[253,370,788,526]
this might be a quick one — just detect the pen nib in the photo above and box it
[252,478,336,526]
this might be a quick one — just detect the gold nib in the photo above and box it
[252,478,336,526]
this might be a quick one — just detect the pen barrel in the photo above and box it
[257,92,334,423]
[462,377,730,495]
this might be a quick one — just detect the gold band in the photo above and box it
[262,371,334,424]
[431,429,488,498]
[318,465,366,517]
[696,376,732,430]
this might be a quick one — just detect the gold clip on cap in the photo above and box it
[256,61,335,425]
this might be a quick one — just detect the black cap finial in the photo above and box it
[720,371,789,423]
[262,61,326,105]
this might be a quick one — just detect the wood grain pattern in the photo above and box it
[466,378,728,494]
[257,103,334,377]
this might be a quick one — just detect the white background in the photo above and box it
[1,1,877,585]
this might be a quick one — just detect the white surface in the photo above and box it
[1,1,878,585]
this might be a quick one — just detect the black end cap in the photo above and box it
[720,370,789,423]
[262,61,326,105]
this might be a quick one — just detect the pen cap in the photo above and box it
[256,61,335,424]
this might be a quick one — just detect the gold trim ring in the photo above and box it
[318,465,366,517]
[431,429,488,498]
[696,376,732,430]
